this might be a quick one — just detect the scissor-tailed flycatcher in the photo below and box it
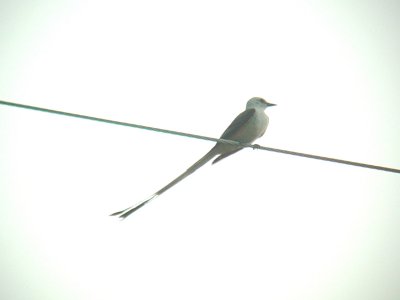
[111,97,275,219]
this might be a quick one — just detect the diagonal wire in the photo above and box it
[1,99,399,174]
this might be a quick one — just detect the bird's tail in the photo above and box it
[110,147,218,219]
[109,194,158,219]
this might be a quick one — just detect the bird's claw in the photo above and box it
[252,144,261,150]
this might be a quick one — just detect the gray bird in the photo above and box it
[111,97,275,219]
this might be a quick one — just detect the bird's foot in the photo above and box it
[252,144,261,150]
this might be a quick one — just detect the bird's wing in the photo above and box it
[219,108,255,139]
[210,108,255,165]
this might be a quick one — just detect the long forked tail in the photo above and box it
[110,194,158,219]
[110,147,218,219]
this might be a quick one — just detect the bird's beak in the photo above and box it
[267,103,276,107]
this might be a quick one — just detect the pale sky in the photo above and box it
[1,1,399,299]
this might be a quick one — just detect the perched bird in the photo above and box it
[111,97,276,219]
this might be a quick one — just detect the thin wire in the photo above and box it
[1,99,399,174]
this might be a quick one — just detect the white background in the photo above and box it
[1,1,399,299]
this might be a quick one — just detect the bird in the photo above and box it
[111,97,276,219]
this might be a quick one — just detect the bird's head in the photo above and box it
[246,97,276,110]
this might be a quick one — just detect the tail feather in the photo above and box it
[110,147,218,219]
[212,149,242,164]
[110,194,158,219]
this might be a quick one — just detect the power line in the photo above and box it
[1,99,399,174]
